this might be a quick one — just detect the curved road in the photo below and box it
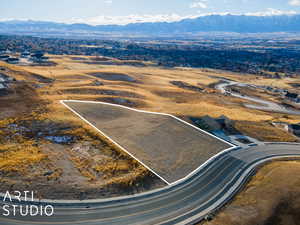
[216,81,300,115]
[1,143,299,225]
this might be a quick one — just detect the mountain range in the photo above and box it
[1,14,300,37]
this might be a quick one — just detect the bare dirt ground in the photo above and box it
[64,101,231,183]
[88,72,137,82]
[201,160,300,225]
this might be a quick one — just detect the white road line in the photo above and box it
[60,100,171,185]
[60,100,237,185]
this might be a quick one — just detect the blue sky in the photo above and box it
[1,0,300,25]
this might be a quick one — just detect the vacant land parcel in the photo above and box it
[63,100,233,183]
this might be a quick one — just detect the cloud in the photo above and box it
[289,0,300,6]
[1,8,297,26]
[68,14,201,25]
[104,0,112,5]
[190,1,207,9]
[245,8,297,16]
[65,9,298,25]
[67,8,296,26]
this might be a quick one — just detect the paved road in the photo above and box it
[1,143,299,225]
[216,81,300,115]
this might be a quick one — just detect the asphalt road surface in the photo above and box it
[1,143,299,225]
[216,81,300,115]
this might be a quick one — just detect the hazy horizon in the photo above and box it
[1,0,300,25]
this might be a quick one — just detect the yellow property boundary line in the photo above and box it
[61,100,237,185]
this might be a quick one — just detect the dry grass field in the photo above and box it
[201,160,300,225]
[23,56,300,125]
[15,55,300,123]
[0,54,299,200]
